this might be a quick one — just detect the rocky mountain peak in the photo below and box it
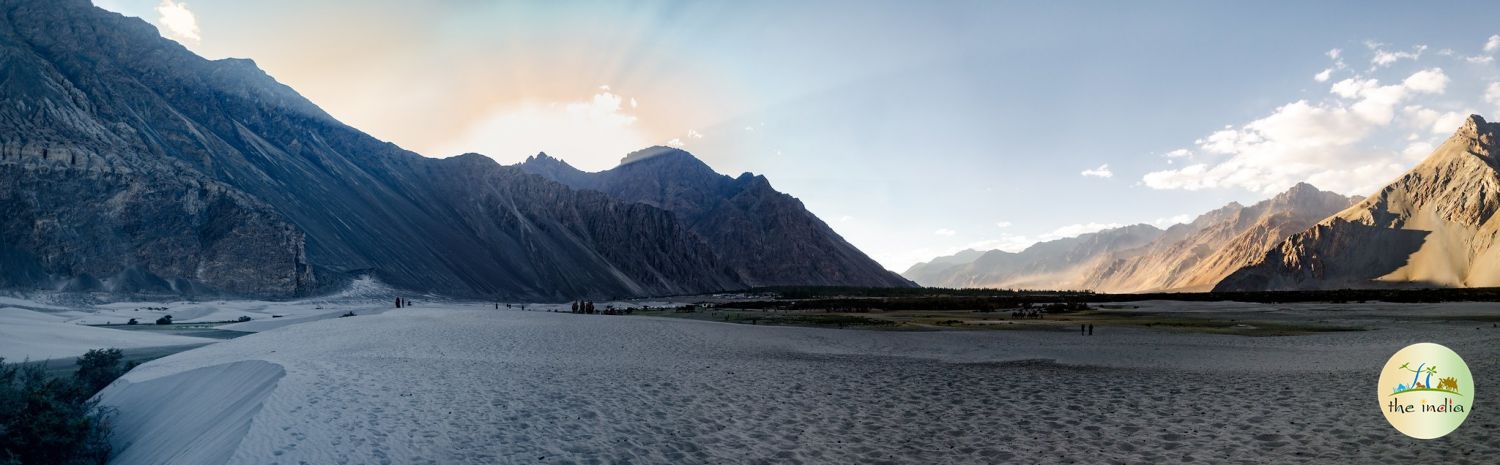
[522,146,912,288]
[1268,182,1343,209]
[520,151,572,168]
[618,146,699,167]
[1457,114,1491,141]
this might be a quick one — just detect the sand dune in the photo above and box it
[98,303,1500,464]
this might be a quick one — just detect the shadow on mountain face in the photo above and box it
[1214,221,1430,291]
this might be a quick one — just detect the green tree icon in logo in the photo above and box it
[1392,362,1461,395]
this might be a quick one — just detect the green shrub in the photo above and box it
[1,350,125,464]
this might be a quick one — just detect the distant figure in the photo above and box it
[1088,324,1094,336]
[396,297,402,309]
[495,302,499,310]
[1081,324,1086,335]
[572,301,580,313]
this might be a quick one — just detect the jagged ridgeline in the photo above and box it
[1217,115,1500,291]
[905,114,1500,293]
[0,0,909,298]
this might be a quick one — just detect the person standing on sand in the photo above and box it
[1081,324,1086,335]
[1088,324,1093,336]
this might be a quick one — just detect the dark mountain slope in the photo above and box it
[519,147,914,288]
[0,0,742,298]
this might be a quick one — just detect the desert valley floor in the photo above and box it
[2,292,1498,465]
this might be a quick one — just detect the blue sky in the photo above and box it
[96,1,1500,271]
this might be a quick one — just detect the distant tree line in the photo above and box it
[742,286,1500,305]
[748,286,1094,300]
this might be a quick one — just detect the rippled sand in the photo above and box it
[100,303,1499,464]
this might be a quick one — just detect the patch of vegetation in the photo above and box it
[743,285,1500,305]
[721,312,898,328]
[749,286,1094,299]
[1,348,133,465]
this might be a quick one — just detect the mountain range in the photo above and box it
[904,183,1364,292]
[1217,115,1500,291]
[0,0,908,299]
[907,115,1500,292]
[518,148,912,288]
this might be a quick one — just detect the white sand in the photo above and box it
[0,278,403,362]
[0,307,215,361]
[97,302,1500,464]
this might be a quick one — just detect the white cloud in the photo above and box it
[687,129,703,139]
[1402,140,1435,161]
[1327,48,1347,70]
[1486,82,1500,111]
[665,138,684,147]
[934,228,957,237]
[437,90,649,170]
[1314,68,1333,82]
[1142,67,1451,195]
[1486,34,1500,54]
[1401,106,1468,135]
[1080,164,1113,178]
[1164,148,1192,158]
[1370,45,1427,67]
[994,221,1013,229]
[838,215,854,223]
[1402,68,1449,93]
[155,0,200,43]
[629,97,638,108]
[1466,55,1495,64]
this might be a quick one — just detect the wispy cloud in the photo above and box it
[1369,44,1427,68]
[934,228,957,236]
[155,0,200,43]
[1142,59,1455,195]
[1080,164,1113,178]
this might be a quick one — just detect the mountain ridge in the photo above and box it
[1216,114,1500,291]
[518,146,914,288]
[0,0,896,298]
[903,183,1360,292]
